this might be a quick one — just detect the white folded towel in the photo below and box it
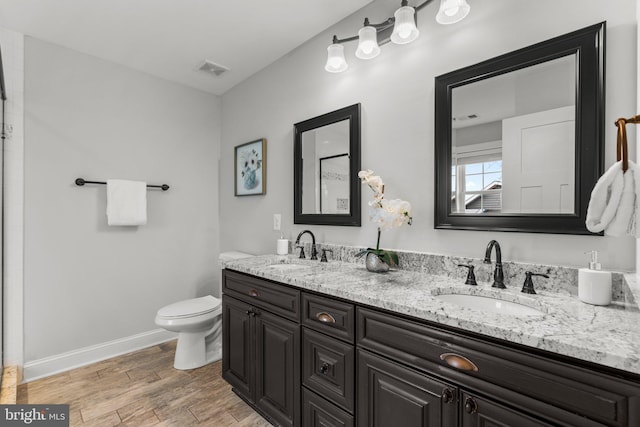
[106,179,147,226]
[586,160,639,236]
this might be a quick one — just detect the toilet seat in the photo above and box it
[157,295,221,320]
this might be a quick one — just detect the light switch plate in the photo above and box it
[273,214,281,231]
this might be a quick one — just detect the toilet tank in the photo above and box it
[217,251,253,298]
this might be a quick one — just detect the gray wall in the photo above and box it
[220,0,637,271]
[24,38,221,361]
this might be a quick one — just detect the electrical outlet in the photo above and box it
[273,214,281,231]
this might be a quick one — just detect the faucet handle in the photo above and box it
[522,271,549,294]
[457,264,477,286]
[321,249,333,263]
[296,245,306,259]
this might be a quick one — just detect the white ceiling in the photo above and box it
[0,0,374,95]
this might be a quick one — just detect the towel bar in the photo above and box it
[615,115,640,172]
[75,178,169,191]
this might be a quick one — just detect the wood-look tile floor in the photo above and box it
[17,341,273,427]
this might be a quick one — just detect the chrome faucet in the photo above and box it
[483,240,505,288]
[295,230,318,260]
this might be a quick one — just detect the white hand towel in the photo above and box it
[586,160,625,233]
[586,160,640,237]
[604,163,635,236]
[106,179,147,226]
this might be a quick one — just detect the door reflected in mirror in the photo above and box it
[301,120,350,214]
[451,55,576,215]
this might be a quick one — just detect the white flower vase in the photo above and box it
[365,253,390,273]
[243,169,258,190]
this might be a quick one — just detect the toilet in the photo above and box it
[155,251,253,370]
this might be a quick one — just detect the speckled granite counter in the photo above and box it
[222,254,640,375]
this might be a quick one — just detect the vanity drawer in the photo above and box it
[357,307,639,427]
[302,327,355,413]
[223,270,300,321]
[302,293,355,342]
[303,388,354,427]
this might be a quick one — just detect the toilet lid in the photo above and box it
[157,295,221,319]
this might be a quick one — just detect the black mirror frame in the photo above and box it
[294,103,361,226]
[434,22,605,235]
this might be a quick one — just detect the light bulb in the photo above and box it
[361,42,374,54]
[327,58,342,69]
[445,6,459,16]
[397,24,412,39]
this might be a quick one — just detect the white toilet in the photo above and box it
[155,251,253,370]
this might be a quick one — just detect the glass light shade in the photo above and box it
[436,0,470,24]
[325,44,348,73]
[390,5,419,45]
[355,26,381,59]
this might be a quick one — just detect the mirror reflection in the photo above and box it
[294,103,361,226]
[451,55,576,214]
[301,120,350,214]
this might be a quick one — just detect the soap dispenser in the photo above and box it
[578,251,612,306]
[276,233,289,255]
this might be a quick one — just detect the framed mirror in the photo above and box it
[294,104,361,226]
[435,22,605,234]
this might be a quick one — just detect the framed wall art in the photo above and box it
[234,138,266,196]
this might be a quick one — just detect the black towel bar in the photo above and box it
[75,178,169,191]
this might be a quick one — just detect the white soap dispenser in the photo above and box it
[578,251,612,306]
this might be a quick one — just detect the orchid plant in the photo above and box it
[357,170,412,267]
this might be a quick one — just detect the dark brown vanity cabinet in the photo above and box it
[357,349,458,426]
[301,292,356,427]
[459,391,554,427]
[222,271,301,427]
[357,307,640,427]
[223,270,640,427]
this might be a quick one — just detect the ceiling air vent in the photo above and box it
[197,60,229,77]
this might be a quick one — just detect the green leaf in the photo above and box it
[377,250,399,267]
[388,251,399,266]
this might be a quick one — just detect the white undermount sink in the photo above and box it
[436,294,545,316]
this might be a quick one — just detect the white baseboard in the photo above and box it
[23,329,177,383]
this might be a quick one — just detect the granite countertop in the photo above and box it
[222,254,640,375]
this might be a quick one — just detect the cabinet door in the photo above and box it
[460,391,554,427]
[222,296,254,400]
[358,349,457,427]
[303,388,354,427]
[302,327,355,413]
[255,309,300,427]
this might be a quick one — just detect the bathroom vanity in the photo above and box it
[221,255,640,427]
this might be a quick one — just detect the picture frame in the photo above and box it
[234,138,267,196]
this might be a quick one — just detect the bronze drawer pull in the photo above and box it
[248,289,260,297]
[316,312,336,324]
[441,388,455,404]
[440,353,479,372]
[319,362,330,374]
[464,397,478,414]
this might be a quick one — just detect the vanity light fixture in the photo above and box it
[324,0,470,73]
